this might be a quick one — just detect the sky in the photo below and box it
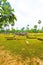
[7,0,43,29]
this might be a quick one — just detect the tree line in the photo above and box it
[0,20,43,33]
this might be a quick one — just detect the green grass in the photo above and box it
[0,33,43,60]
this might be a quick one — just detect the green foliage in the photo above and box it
[0,0,17,28]
[38,20,41,24]
[2,0,7,2]
[34,25,37,29]
[21,27,25,32]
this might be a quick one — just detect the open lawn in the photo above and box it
[0,33,43,65]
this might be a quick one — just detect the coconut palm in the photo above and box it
[21,27,25,32]
[38,20,41,29]
[27,24,29,30]
[34,25,37,32]
[26,24,29,32]
[34,25,37,29]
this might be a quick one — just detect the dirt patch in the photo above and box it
[0,46,43,65]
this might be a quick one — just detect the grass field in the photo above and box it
[0,33,43,65]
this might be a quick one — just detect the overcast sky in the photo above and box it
[7,0,43,29]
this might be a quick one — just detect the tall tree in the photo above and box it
[26,25,29,30]
[34,25,37,29]
[38,20,41,29]
[0,0,17,29]
[21,27,25,32]
[34,25,37,32]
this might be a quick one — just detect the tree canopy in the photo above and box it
[0,0,17,28]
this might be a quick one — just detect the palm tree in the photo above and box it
[38,20,41,29]
[34,25,37,32]
[21,27,25,32]
[26,24,29,32]
[27,24,29,30]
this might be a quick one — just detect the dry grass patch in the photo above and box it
[0,47,43,65]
